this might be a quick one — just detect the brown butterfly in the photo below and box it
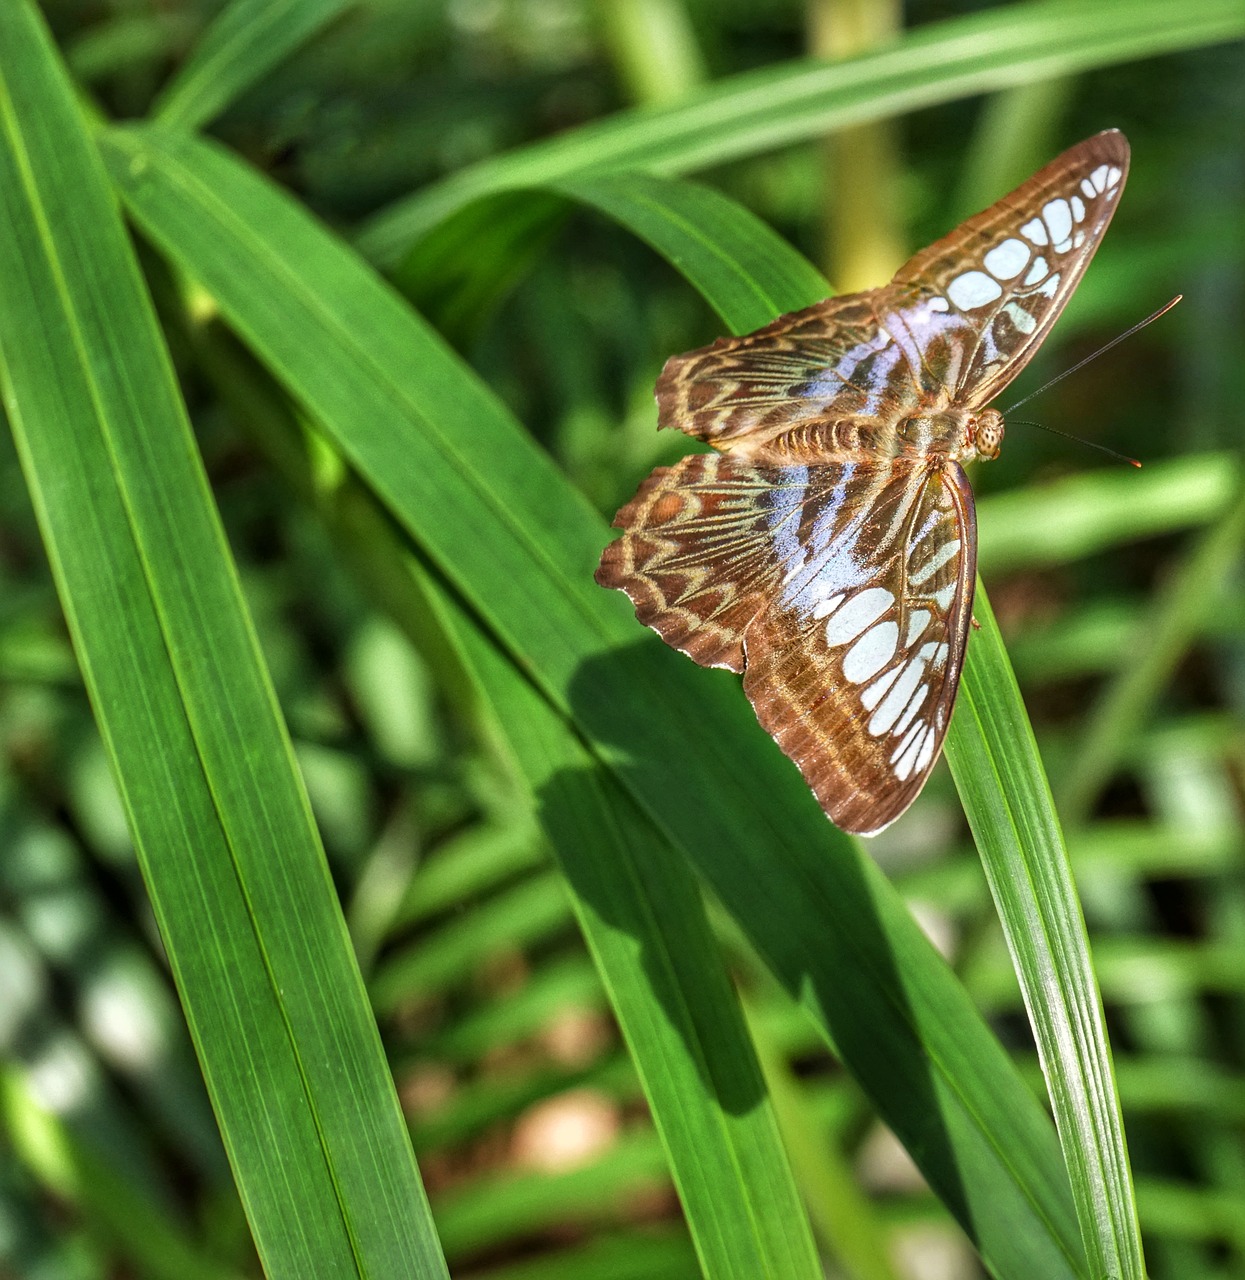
[597,132,1129,835]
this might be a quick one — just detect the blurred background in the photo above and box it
[3,1,1245,1277]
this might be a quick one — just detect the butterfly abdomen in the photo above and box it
[744,409,997,467]
[742,417,905,464]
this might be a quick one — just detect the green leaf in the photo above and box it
[101,124,1094,1279]
[357,0,1245,264]
[187,228,822,1275]
[0,6,443,1277]
[433,581,824,1279]
[553,171,831,329]
[977,453,1240,572]
[152,0,356,130]
[945,592,1144,1280]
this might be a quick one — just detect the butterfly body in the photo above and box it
[599,133,1129,835]
[728,404,1003,467]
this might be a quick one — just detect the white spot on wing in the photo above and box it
[1107,165,1122,189]
[947,271,1003,311]
[1070,194,1086,222]
[933,583,956,610]
[1023,256,1047,286]
[1043,198,1073,244]
[928,296,949,311]
[811,593,843,620]
[843,621,898,684]
[861,664,902,713]
[868,658,926,736]
[983,238,1030,280]
[1020,218,1048,245]
[1090,164,1110,193]
[1080,177,1096,198]
[910,538,960,585]
[891,720,923,762]
[893,684,929,738]
[824,586,893,647]
[1003,301,1037,335]
[891,723,928,780]
[905,609,931,646]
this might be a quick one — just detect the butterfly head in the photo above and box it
[897,406,1004,463]
[972,409,1005,461]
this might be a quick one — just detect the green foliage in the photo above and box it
[1,2,1243,1279]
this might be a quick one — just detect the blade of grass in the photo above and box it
[357,0,1245,264]
[944,588,1144,1279]
[552,171,831,320]
[0,6,444,1276]
[977,453,1239,572]
[101,125,1092,1278]
[432,577,825,1280]
[746,997,901,1280]
[152,0,356,130]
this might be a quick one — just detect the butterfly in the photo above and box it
[596,131,1129,835]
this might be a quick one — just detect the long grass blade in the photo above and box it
[358,0,1245,263]
[152,0,355,130]
[0,6,444,1275]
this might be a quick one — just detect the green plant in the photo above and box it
[2,2,1243,1278]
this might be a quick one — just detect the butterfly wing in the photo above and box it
[654,291,926,451]
[885,129,1129,408]
[654,132,1129,452]
[741,458,977,835]
[604,132,1128,833]
[595,453,806,672]
[598,453,976,834]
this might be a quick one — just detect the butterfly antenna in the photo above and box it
[1003,295,1182,415]
[1009,419,1142,468]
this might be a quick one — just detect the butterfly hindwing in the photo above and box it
[741,460,976,835]
[599,453,977,834]
[595,453,805,672]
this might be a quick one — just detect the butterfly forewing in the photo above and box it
[891,130,1129,408]
[654,293,925,450]
[655,131,1129,444]
[599,132,1129,833]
